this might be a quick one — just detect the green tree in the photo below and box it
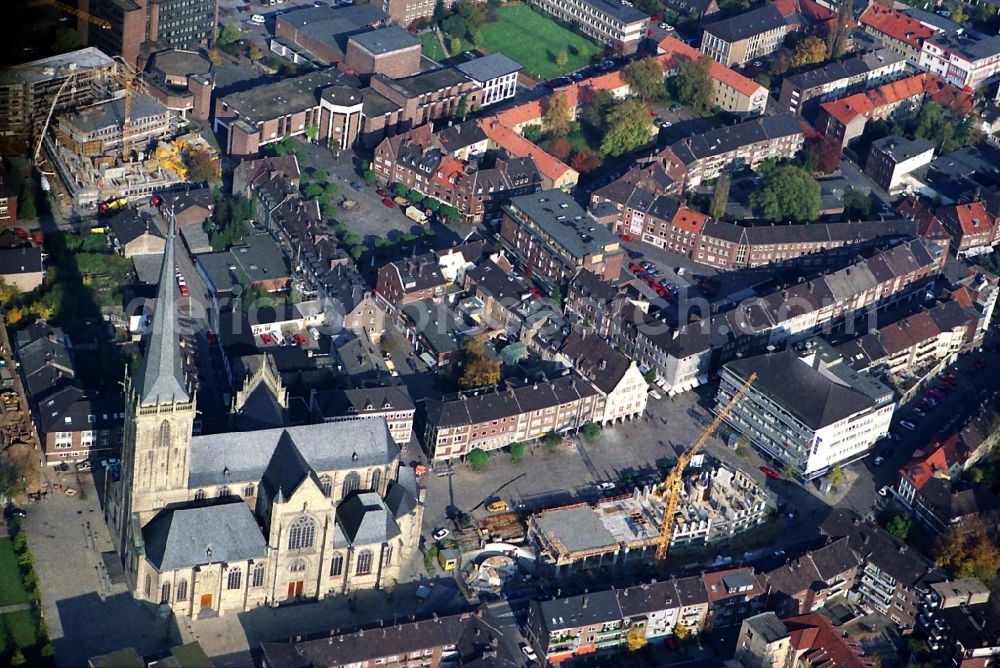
[455,94,468,120]
[509,441,525,463]
[601,98,654,157]
[709,173,730,220]
[185,146,219,183]
[440,205,461,223]
[829,467,845,486]
[449,37,462,54]
[886,514,912,540]
[934,517,1000,584]
[555,49,569,66]
[467,447,489,470]
[826,0,853,59]
[392,182,409,197]
[458,0,487,33]
[218,24,242,46]
[543,91,573,137]
[842,189,872,218]
[579,89,615,130]
[580,422,601,442]
[782,462,796,480]
[750,163,821,223]
[671,56,714,115]
[443,14,468,39]
[623,57,665,102]
[459,338,501,388]
[18,188,36,220]
[363,170,378,184]
[350,245,367,261]
[433,0,448,23]
[791,36,827,68]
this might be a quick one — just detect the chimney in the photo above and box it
[582,595,589,608]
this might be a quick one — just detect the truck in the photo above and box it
[405,206,428,225]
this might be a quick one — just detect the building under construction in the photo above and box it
[0,47,120,146]
[527,463,770,572]
[44,93,192,210]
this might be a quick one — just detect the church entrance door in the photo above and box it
[200,593,213,610]
[287,581,303,598]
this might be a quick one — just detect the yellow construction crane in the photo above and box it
[26,0,112,29]
[654,372,757,562]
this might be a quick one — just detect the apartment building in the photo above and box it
[617,238,946,395]
[778,49,907,116]
[920,32,1000,91]
[859,4,937,64]
[310,386,415,446]
[479,119,579,190]
[552,330,648,425]
[658,37,769,117]
[835,298,982,382]
[529,0,650,54]
[373,125,541,224]
[817,72,973,147]
[661,113,806,188]
[937,200,1000,257]
[0,246,44,293]
[764,537,859,616]
[0,167,16,228]
[821,509,943,632]
[0,48,117,140]
[455,54,523,107]
[564,269,633,339]
[260,610,511,667]
[423,371,600,460]
[864,135,935,194]
[375,253,448,309]
[214,69,364,156]
[702,569,767,629]
[918,579,999,663]
[79,0,218,68]
[717,346,896,480]
[700,4,787,67]
[499,190,625,289]
[15,321,124,464]
[526,590,626,664]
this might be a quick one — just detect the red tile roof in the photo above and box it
[900,434,967,490]
[478,119,574,184]
[948,201,995,235]
[785,614,867,668]
[951,285,976,309]
[860,5,935,48]
[672,206,708,234]
[820,72,964,126]
[658,36,766,97]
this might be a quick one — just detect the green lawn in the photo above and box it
[419,31,447,61]
[2,610,38,650]
[478,6,605,80]
[0,539,29,607]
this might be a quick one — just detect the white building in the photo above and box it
[716,344,896,480]
[455,54,522,107]
[919,33,1000,91]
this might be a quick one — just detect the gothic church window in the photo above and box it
[370,469,381,492]
[289,559,306,573]
[288,516,316,550]
[159,420,170,447]
[342,472,360,498]
[176,579,187,601]
[356,549,373,575]
[252,563,266,587]
[330,553,344,577]
[227,568,242,590]
[319,475,332,497]
[161,582,171,604]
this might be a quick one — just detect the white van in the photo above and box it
[251,14,265,24]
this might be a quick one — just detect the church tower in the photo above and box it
[116,212,196,554]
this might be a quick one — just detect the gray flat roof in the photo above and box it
[534,505,619,554]
[348,26,419,55]
[277,4,387,50]
[506,190,622,261]
[455,53,523,82]
[219,68,357,124]
[703,3,785,42]
[3,47,115,84]
[149,49,212,78]
[61,94,167,133]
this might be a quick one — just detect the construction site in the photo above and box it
[526,460,771,572]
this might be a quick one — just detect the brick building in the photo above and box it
[272,5,387,65]
[700,4,787,67]
[500,190,625,291]
[344,27,422,79]
[528,0,649,54]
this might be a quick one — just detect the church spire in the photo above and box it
[135,209,189,406]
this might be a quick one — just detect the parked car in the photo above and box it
[596,482,616,491]
[179,284,190,296]
[760,466,781,479]
[350,181,364,190]
[900,420,917,431]
[260,333,273,345]
[4,505,26,518]
[432,527,450,541]
[486,500,509,513]
[873,456,884,466]
[294,334,307,346]
[381,198,396,208]
[406,358,418,371]
[521,644,539,662]
[912,407,926,418]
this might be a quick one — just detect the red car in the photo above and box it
[260,333,273,345]
[179,284,190,297]
[529,287,542,298]
[382,198,396,208]
[294,334,307,346]
[206,330,217,345]
[620,233,632,241]
[377,188,389,197]
[151,194,163,207]
[628,263,643,273]
[760,466,782,479]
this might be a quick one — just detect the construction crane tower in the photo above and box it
[655,372,757,562]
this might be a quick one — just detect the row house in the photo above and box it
[735,612,868,668]
[564,269,636,339]
[310,385,415,446]
[526,569,760,664]
[373,125,541,224]
[464,257,537,336]
[764,537,859,616]
[499,190,626,291]
[859,4,938,65]
[375,236,486,310]
[616,238,947,395]
[660,112,806,188]
[778,48,907,116]
[422,371,600,460]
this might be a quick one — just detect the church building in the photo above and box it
[104,216,423,618]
